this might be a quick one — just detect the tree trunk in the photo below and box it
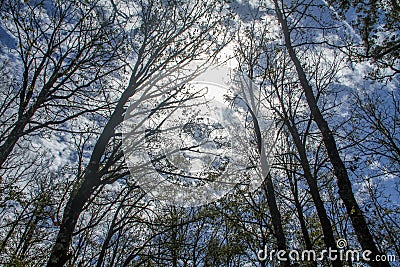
[273,1,390,266]
[0,114,32,168]
[46,95,127,266]
[46,170,100,267]
[262,175,291,267]
[247,103,291,267]
[285,118,342,267]
[285,160,317,267]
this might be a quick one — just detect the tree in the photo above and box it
[233,41,291,265]
[261,48,342,266]
[0,0,125,168]
[327,0,399,78]
[271,0,390,265]
[46,0,230,265]
[1,0,398,266]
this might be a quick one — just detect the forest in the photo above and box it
[0,0,399,266]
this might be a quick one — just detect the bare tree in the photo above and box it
[0,0,125,168]
[46,0,230,265]
[326,0,399,78]
[261,45,343,266]
[234,32,291,265]
[271,0,390,265]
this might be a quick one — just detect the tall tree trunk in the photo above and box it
[46,171,101,267]
[285,156,317,267]
[0,118,27,168]
[247,103,291,267]
[46,94,128,266]
[284,117,342,267]
[262,175,291,267]
[0,72,60,168]
[273,1,390,266]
